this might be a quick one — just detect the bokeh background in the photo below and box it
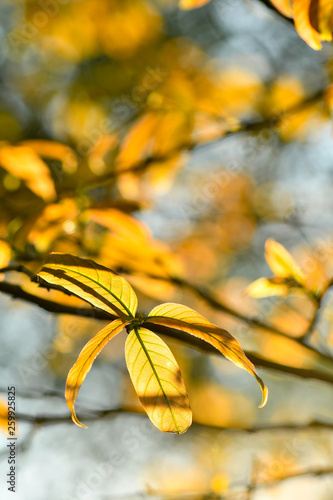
[1,0,333,499]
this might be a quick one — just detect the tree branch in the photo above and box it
[1,266,333,384]
[74,89,324,192]
[10,404,333,433]
[0,281,115,320]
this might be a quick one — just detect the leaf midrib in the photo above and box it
[53,264,134,317]
[133,326,181,434]
[147,315,256,372]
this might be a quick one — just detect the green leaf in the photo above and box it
[38,253,138,318]
[125,326,192,434]
[66,318,127,428]
[146,303,268,408]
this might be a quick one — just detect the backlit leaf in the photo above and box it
[65,318,127,427]
[125,326,192,433]
[38,253,138,318]
[146,303,268,408]
[20,140,78,174]
[0,240,10,269]
[116,113,160,171]
[246,277,291,298]
[27,198,78,253]
[0,144,56,201]
[87,208,149,244]
[265,239,306,285]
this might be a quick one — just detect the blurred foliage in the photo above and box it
[1,0,333,498]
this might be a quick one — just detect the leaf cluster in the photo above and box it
[38,253,267,433]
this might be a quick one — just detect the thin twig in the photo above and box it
[78,89,324,190]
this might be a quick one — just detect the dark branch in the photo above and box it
[11,404,333,433]
[1,266,333,384]
[73,89,324,193]
[0,281,115,320]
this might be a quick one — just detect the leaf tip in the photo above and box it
[258,380,268,408]
[71,410,88,429]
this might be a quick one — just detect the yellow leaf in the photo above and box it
[265,239,306,285]
[152,111,192,157]
[277,102,326,141]
[269,0,294,17]
[146,303,268,408]
[28,198,78,253]
[0,144,56,201]
[179,0,211,9]
[65,318,127,427]
[125,326,192,433]
[267,76,304,113]
[116,113,160,171]
[88,133,117,175]
[317,0,333,41]
[245,277,290,298]
[294,0,322,50]
[87,208,149,244]
[19,140,78,174]
[38,253,138,318]
[0,240,10,268]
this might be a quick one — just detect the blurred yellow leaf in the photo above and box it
[38,253,138,318]
[20,140,78,174]
[88,134,118,175]
[98,0,162,59]
[215,68,263,117]
[0,144,56,202]
[191,382,256,428]
[277,102,326,141]
[27,198,78,254]
[256,331,328,369]
[246,277,291,298]
[247,240,328,300]
[152,111,192,157]
[87,208,149,244]
[293,247,329,296]
[65,318,127,427]
[127,274,176,301]
[265,239,306,285]
[0,240,10,269]
[95,211,182,281]
[269,299,312,337]
[146,303,268,407]
[125,326,192,433]
[116,113,160,171]
[267,76,304,113]
[179,0,211,8]
[211,473,229,494]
